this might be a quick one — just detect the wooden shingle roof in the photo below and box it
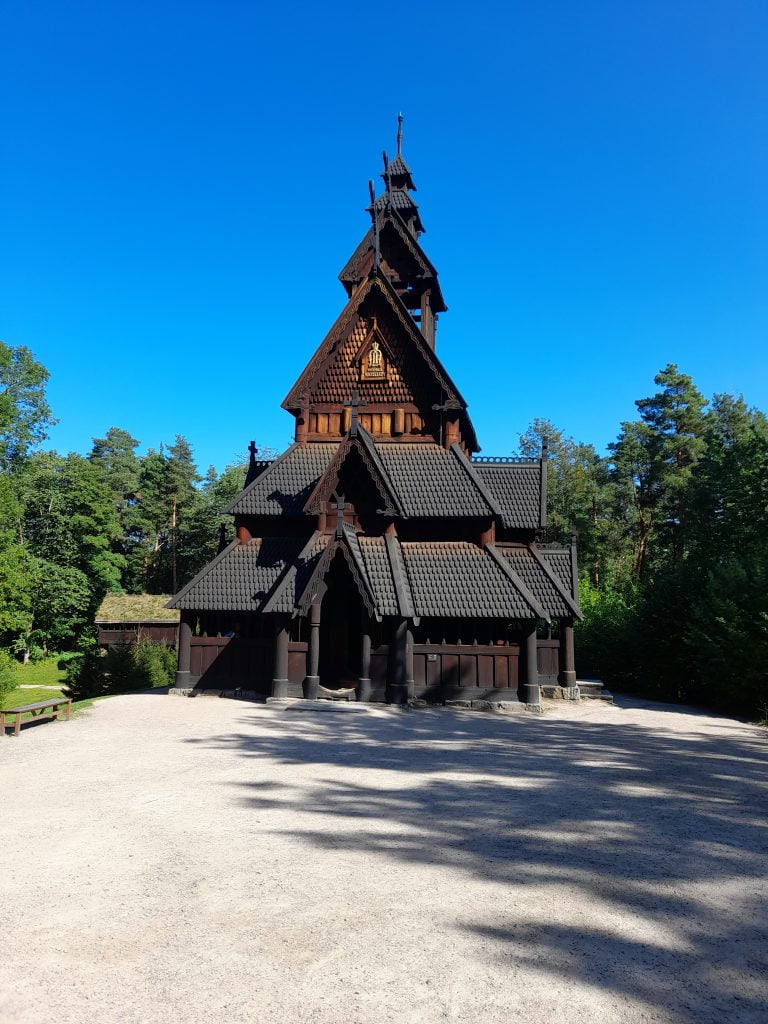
[472,462,543,530]
[226,444,337,516]
[498,544,581,619]
[399,541,542,620]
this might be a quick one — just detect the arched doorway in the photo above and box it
[318,552,362,688]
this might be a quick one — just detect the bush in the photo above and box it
[132,635,176,689]
[64,650,109,702]
[64,637,176,701]
[0,649,17,708]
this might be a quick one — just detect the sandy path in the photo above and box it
[1,693,766,1024]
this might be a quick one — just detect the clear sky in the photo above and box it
[1,1,766,472]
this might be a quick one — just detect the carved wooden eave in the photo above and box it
[293,529,379,620]
[303,427,403,518]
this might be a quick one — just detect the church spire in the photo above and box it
[368,114,422,235]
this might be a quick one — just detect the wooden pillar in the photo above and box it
[295,407,309,443]
[521,623,540,706]
[175,618,192,689]
[303,602,321,699]
[271,617,290,698]
[387,618,408,704]
[480,520,495,547]
[559,618,576,687]
[444,414,459,449]
[358,615,372,702]
[236,521,251,543]
[406,627,415,700]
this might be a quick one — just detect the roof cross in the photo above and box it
[397,113,403,155]
[331,495,351,538]
[345,389,364,437]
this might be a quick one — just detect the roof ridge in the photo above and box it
[528,544,581,614]
[384,532,415,618]
[261,531,326,615]
[485,543,549,622]
[340,523,378,610]
[449,443,500,518]
[357,428,405,515]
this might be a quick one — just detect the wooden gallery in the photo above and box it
[169,119,581,707]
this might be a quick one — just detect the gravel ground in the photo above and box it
[1,693,767,1024]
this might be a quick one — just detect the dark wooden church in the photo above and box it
[169,118,581,707]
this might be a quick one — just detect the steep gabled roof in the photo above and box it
[226,443,338,516]
[289,526,379,619]
[368,188,424,233]
[303,430,496,520]
[303,427,403,517]
[384,152,414,186]
[338,209,446,310]
[282,270,478,450]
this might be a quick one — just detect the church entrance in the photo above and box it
[319,552,362,688]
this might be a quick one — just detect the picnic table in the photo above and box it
[1,697,72,737]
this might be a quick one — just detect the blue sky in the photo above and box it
[1,1,766,472]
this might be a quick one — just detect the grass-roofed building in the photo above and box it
[96,593,179,649]
[168,118,581,706]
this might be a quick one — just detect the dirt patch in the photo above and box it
[1,693,766,1023]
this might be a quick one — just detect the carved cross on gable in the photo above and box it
[331,494,351,538]
[344,389,365,436]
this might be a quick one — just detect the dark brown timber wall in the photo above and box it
[412,643,521,701]
[189,637,307,692]
[189,636,559,698]
[98,623,179,649]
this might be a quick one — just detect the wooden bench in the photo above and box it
[1,698,72,737]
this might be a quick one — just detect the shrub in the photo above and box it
[64,638,176,701]
[64,650,110,702]
[0,649,17,708]
[132,635,176,689]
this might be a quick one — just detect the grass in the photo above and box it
[95,592,179,622]
[3,685,65,708]
[11,657,68,688]
[1,658,99,723]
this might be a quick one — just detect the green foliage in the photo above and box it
[132,635,176,689]
[0,542,35,642]
[64,637,176,701]
[30,560,92,650]
[0,649,17,708]
[18,451,125,596]
[0,342,56,470]
[575,578,639,683]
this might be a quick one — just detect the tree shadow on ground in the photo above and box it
[185,705,768,1022]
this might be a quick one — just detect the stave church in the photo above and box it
[169,118,581,707]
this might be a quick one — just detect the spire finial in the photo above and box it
[368,179,380,271]
[397,113,403,154]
